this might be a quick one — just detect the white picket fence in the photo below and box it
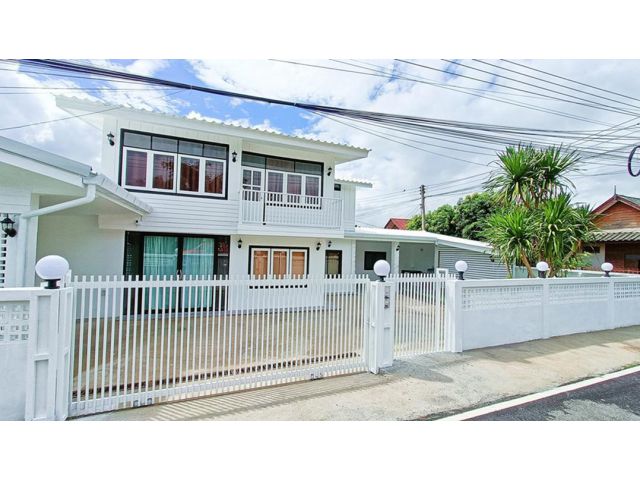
[68,274,371,416]
[390,273,453,358]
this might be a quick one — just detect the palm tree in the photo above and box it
[482,145,597,277]
[483,207,536,277]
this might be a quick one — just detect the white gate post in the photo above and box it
[24,287,73,421]
[366,280,396,373]
[445,279,463,352]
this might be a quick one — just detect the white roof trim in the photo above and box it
[0,135,152,215]
[335,177,373,188]
[346,226,493,253]
[55,96,370,160]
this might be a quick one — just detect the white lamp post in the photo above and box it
[455,260,468,280]
[536,261,549,278]
[373,259,391,282]
[35,255,70,289]
[601,262,614,277]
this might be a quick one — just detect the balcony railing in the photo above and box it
[240,190,343,229]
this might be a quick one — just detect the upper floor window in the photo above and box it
[121,131,228,198]
[241,152,323,204]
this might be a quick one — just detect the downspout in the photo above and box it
[15,184,96,286]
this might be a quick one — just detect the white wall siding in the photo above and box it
[340,184,356,232]
[436,245,507,279]
[36,214,125,278]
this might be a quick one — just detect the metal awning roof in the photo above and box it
[592,229,640,242]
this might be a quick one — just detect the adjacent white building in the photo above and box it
[0,97,504,288]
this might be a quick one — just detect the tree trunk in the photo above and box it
[521,254,534,278]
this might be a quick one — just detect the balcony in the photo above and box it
[239,190,343,230]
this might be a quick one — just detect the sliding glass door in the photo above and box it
[125,232,228,311]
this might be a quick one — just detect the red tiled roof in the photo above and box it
[384,218,409,230]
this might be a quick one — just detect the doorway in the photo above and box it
[325,250,342,276]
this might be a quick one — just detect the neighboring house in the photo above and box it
[0,97,505,290]
[586,193,640,273]
[384,217,409,230]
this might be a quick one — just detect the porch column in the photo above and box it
[391,241,400,274]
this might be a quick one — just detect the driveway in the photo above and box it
[75,325,640,421]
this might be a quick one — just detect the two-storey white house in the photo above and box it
[0,97,505,290]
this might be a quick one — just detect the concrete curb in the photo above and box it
[438,364,640,421]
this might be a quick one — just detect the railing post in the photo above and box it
[366,280,395,373]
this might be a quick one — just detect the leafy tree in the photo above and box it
[407,192,499,241]
[482,145,597,277]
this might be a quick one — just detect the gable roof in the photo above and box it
[384,218,409,229]
[592,228,640,242]
[593,193,640,215]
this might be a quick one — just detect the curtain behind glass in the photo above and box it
[143,236,178,310]
[182,237,215,309]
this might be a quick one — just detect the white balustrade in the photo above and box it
[240,190,343,229]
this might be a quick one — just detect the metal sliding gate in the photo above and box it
[390,274,452,358]
[68,275,370,417]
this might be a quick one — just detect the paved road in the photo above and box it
[470,371,640,421]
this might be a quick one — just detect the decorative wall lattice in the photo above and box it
[0,301,29,344]
[614,281,640,300]
[461,285,542,311]
[549,282,609,304]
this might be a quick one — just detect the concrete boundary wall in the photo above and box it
[451,277,640,351]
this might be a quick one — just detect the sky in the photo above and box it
[2,58,640,227]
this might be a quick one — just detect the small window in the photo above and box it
[252,249,269,277]
[267,171,284,193]
[203,144,228,159]
[152,136,178,153]
[364,251,386,270]
[123,132,151,149]
[306,176,320,197]
[295,161,322,176]
[584,245,600,254]
[267,157,295,172]
[179,140,203,156]
[334,183,342,191]
[242,153,266,168]
[291,251,307,276]
[125,149,148,187]
[152,153,175,190]
[179,157,200,192]
[204,160,224,194]
[271,250,289,278]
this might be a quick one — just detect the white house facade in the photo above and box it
[0,97,504,291]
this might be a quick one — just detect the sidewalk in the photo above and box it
[75,325,640,421]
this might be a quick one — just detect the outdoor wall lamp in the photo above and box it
[396,244,400,252]
[455,260,468,280]
[237,238,243,249]
[316,242,322,251]
[232,151,237,162]
[373,259,391,282]
[35,255,69,289]
[107,132,115,146]
[536,261,549,278]
[327,241,332,248]
[601,262,613,277]
[1,215,16,237]
[327,167,332,177]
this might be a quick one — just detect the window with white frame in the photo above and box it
[121,131,228,197]
[242,152,323,206]
[250,247,308,278]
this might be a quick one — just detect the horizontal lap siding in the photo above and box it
[136,193,239,235]
[437,246,507,279]
[596,203,640,229]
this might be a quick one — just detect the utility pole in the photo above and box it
[419,184,426,231]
